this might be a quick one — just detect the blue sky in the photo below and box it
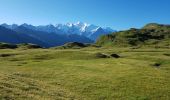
[0,0,170,30]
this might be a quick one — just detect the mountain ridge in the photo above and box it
[1,22,115,40]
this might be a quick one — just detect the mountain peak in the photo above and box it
[1,23,18,29]
[75,21,85,25]
[1,23,8,26]
[21,23,29,26]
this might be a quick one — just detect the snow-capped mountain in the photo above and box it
[1,22,116,40]
[54,22,115,40]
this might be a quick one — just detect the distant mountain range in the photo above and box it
[0,22,115,47]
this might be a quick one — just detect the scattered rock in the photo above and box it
[95,53,110,58]
[110,54,120,58]
[153,62,161,68]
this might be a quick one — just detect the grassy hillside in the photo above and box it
[0,47,170,99]
[96,23,170,48]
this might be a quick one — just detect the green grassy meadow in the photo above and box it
[0,47,170,100]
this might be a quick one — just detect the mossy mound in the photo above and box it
[55,42,87,49]
[65,42,86,47]
[17,43,42,49]
[85,44,101,48]
[0,43,17,49]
